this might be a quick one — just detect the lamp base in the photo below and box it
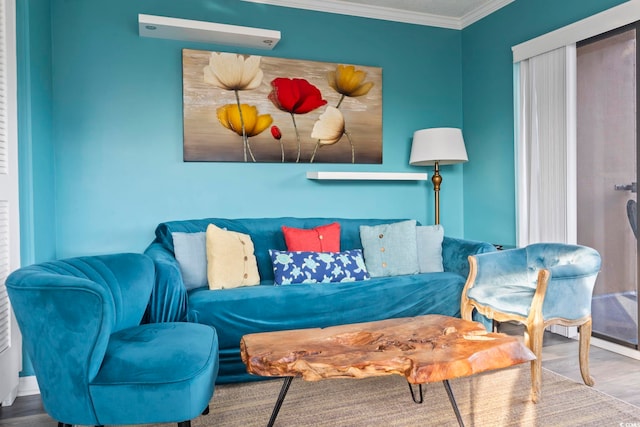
[432,161,441,225]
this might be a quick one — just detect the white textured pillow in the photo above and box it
[206,224,260,290]
[172,232,207,290]
[359,220,419,277]
[416,225,444,273]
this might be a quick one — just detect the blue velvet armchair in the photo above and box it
[460,243,601,403]
[6,253,219,427]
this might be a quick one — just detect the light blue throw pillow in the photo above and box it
[359,220,419,277]
[269,249,370,285]
[416,225,444,273]
[172,231,207,290]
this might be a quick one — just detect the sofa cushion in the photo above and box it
[172,232,207,290]
[359,220,419,277]
[187,272,467,352]
[206,224,260,290]
[269,249,369,285]
[416,225,444,273]
[90,322,218,424]
[282,222,340,252]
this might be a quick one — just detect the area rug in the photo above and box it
[6,366,640,427]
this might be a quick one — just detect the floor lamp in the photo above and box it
[409,128,468,225]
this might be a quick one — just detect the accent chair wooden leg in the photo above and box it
[527,322,544,404]
[579,318,595,386]
[58,423,73,427]
[460,301,473,321]
[202,405,210,415]
[177,421,191,427]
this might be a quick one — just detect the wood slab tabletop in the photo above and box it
[241,314,535,384]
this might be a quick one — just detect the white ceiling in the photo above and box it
[240,0,514,29]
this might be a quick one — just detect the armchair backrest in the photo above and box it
[473,247,532,288]
[525,243,601,319]
[469,243,602,320]
[525,243,601,275]
[6,253,155,424]
[152,217,412,281]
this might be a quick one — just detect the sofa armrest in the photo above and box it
[144,242,189,323]
[442,236,497,277]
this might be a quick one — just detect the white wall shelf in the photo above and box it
[138,14,281,50]
[306,171,428,181]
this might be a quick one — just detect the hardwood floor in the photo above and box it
[0,394,44,420]
[504,322,640,408]
[1,325,639,423]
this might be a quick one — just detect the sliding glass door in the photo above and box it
[577,24,639,349]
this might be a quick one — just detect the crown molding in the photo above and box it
[241,0,460,29]
[241,0,513,29]
[461,0,514,28]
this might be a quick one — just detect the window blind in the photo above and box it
[0,0,9,356]
[515,45,577,246]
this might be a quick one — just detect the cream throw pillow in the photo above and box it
[205,224,260,290]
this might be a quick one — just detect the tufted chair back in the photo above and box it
[525,243,602,320]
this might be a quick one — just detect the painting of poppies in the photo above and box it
[182,49,383,163]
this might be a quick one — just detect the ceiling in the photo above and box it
[240,0,515,29]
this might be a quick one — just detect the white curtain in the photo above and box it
[515,45,577,246]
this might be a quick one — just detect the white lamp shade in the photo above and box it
[409,128,468,166]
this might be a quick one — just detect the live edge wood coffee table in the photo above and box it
[240,314,535,427]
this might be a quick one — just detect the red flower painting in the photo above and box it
[268,78,327,162]
[271,125,284,162]
[268,78,327,114]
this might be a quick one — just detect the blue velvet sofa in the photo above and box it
[144,217,496,384]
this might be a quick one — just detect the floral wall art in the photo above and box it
[182,49,383,163]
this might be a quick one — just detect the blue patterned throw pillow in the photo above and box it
[269,249,370,285]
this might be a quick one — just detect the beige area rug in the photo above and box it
[6,366,640,427]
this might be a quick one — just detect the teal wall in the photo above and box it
[18,0,465,264]
[15,0,630,378]
[17,0,55,266]
[461,0,628,245]
[16,0,55,381]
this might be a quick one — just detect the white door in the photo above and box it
[0,0,22,406]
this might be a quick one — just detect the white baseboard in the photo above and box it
[1,385,18,406]
[549,325,579,338]
[17,375,40,397]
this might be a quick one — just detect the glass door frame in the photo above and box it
[578,22,640,350]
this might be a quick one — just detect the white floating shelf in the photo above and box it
[306,171,428,181]
[138,14,281,50]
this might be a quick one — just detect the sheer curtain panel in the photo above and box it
[515,45,577,247]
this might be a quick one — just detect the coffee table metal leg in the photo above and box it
[407,382,424,404]
[267,376,294,427]
[443,380,465,427]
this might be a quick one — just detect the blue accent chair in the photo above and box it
[6,253,219,427]
[460,243,601,403]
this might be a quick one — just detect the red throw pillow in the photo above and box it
[282,222,341,252]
